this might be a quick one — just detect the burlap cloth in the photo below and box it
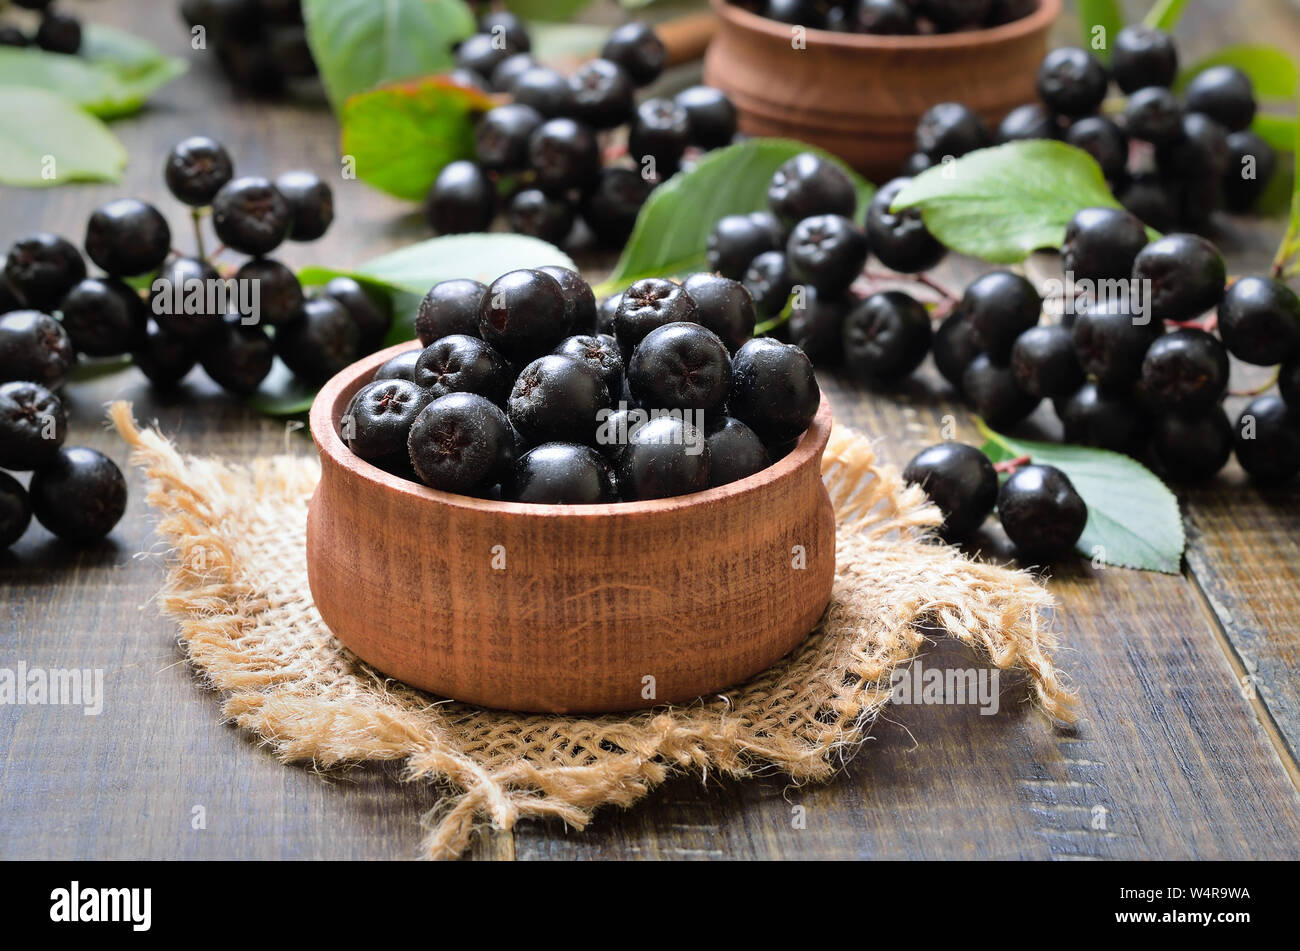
[109,401,1075,860]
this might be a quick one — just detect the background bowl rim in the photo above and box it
[309,339,834,519]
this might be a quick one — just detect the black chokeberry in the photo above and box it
[510,442,616,504]
[0,310,74,389]
[0,280,19,314]
[1279,358,1300,410]
[959,270,1041,360]
[130,320,196,388]
[601,21,666,87]
[414,334,513,404]
[1184,65,1256,133]
[842,291,931,383]
[512,66,576,118]
[35,11,81,54]
[1070,298,1157,391]
[919,0,991,30]
[554,334,624,396]
[490,52,536,93]
[961,353,1040,429]
[1223,130,1277,212]
[1217,275,1300,367]
[476,104,544,172]
[456,32,519,80]
[915,102,992,159]
[478,10,531,52]
[705,416,769,487]
[998,103,1055,143]
[200,314,274,395]
[29,446,128,544]
[1119,174,1181,233]
[1065,116,1129,184]
[528,118,601,191]
[1057,381,1149,456]
[997,464,1088,561]
[1036,47,1108,119]
[275,295,361,385]
[787,285,848,364]
[508,188,575,245]
[479,268,570,362]
[408,392,516,493]
[0,380,66,470]
[4,232,86,310]
[211,177,290,256]
[1111,25,1178,94]
[343,378,434,469]
[164,136,235,207]
[323,276,391,346]
[84,199,172,279]
[274,170,334,242]
[902,442,998,541]
[1234,395,1300,484]
[150,257,224,339]
[1156,112,1229,181]
[59,278,144,357]
[373,348,421,382]
[1152,407,1232,482]
[426,160,495,234]
[856,0,917,33]
[596,294,621,336]
[450,66,490,92]
[416,279,485,345]
[675,85,737,149]
[538,265,597,336]
[933,311,982,393]
[1010,324,1083,400]
[0,470,30,549]
[618,415,710,500]
[866,178,945,274]
[569,59,635,129]
[629,98,690,176]
[613,278,699,355]
[681,273,755,353]
[707,213,781,280]
[728,337,819,444]
[901,152,935,176]
[786,214,868,296]
[767,153,857,229]
[508,354,611,446]
[1132,234,1226,321]
[1140,329,1229,415]
[743,250,794,319]
[1124,86,1184,146]
[234,257,303,327]
[581,167,653,246]
[628,322,732,412]
[0,27,29,48]
[1062,207,1149,284]
[764,0,819,25]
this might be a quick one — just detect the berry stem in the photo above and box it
[1166,314,1218,333]
[914,271,961,304]
[191,207,207,262]
[993,454,1031,474]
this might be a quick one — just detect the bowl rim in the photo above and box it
[309,339,834,519]
[709,0,1062,51]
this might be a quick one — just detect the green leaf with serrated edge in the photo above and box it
[1078,0,1125,64]
[0,47,185,120]
[302,0,476,113]
[0,86,126,186]
[1144,0,1190,31]
[341,77,493,201]
[595,138,874,297]
[891,141,1123,264]
[1175,45,1298,99]
[977,420,1186,573]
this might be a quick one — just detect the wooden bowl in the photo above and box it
[305,341,837,714]
[703,0,1061,181]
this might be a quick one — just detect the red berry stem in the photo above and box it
[191,207,207,262]
[993,454,1031,474]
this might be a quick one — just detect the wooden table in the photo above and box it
[2,0,1298,861]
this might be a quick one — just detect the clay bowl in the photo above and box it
[305,341,837,714]
[703,0,1062,181]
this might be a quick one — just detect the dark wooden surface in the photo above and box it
[2,0,1299,861]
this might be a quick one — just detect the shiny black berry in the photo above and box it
[856,0,917,33]
[1152,407,1232,482]
[274,170,334,242]
[1124,86,1184,146]
[681,273,755,353]
[786,285,848,364]
[344,378,435,468]
[959,270,1041,360]
[512,66,576,118]
[275,295,361,385]
[1140,329,1229,415]
[920,0,991,29]
[1119,174,1181,233]
[528,118,601,191]
[476,104,544,172]
[59,278,144,357]
[596,295,621,336]
[629,98,690,176]
[997,464,1087,561]
[1057,382,1149,456]
[628,322,732,412]
[1156,112,1230,181]
[408,392,516,493]
[767,153,858,229]
[569,59,635,129]
[554,334,624,396]
[842,291,931,383]
[1223,130,1277,212]
[323,276,391,347]
[1132,234,1226,321]
[613,278,699,355]
[478,10,531,52]
[902,442,998,541]
[372,348,421,383]
[705,416,769,487]
[1279,358,1300,410]
[618,416,710,500]
[675,85,737,149]
[211,177,290,255]
[933,311,982,393]
[1010,324,1083,399]
[416,279,485,345]
[511,442,616,504]
[743,250,794,319]
[0,310,74,389]
[35,11,81,54]
[234,258,304,327]
[539,265,597,336]
[508,354,611,446]
[1062,207,1149,284]
[728,337,819,444]
[1234,395,1300,484]
[866,177,945,274]
[29,446,128,544]
[581,167,653,246]
[1217,276,1300,367]
[0,27,30,48]
[786,214,868,296]
[85,199,172,279]
[479,268,569,363]
[708,213,781,280]
[200,314,274,395]
[1036,47,1107,118]
[508,188,575,245]
[1184,65,1256,132]
[1071,299,1157,391]
[490,53,536,93]
[0,380,66,470]
[1111,25,1178,94]
[998,103,1056,143]
[915,102,992,159]
[426,160,495,234]
[414,334,513,404]
[962,353,1039,429]
[4,233,86,310]
[0,470,30,549]
[601,21,666,86]
[1065,116,1129,183]
[164,136,234,207]
[456,32,520,80]
[130,320,196,388]
[150,257,224,339]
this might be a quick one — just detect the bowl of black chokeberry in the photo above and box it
[306,266,835,714]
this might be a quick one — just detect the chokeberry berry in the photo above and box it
[476,104,544,172]
[998,103,1056,143]
[581,167,653,246]
[1119,174,1182,233]
[767,153,858,228]
[786,214,868,296]
[1140,329,1229,415]
[902,442,998,541]
[902,152,935,176]
[1111,25,1177,94]
[164,136,234,207]
[130,320,196,388]
[675,85,737,149]
[596,294,621,336]
[933,311,982,393]
[997,464,1087,561]
[408,392,516,493]
[1036,47,1107,118]
[1062,207,1149,284]
[555,334,624,396]
[1010,325,1083,400]
[856,0,917,33]
[455,32,519,80]
[1132,234,1226,322]
[450,66,491,92]
[1184,65,1256,132]
[708,213,781,280]
[234,258,304,327]
[842,291,931,383]
[865,178,945,274]
[414,334,513,404]
[705,416,769,487]
[508,189,575,245]
[1280,357,1300,410]
[1124,86,1184,146]
[613,278,700,355]
[1070,298,1157,391]
[211,177,290,256]
[275,295,361,385]
[274,170,334,242]
[479,268,570,363]
[200,314,274,395]
[601,21,666,87]
[1217,275,1300,367]
[1156,112,1229,181]
[528,118,601,191]
[150,257,225,339]
[373,348,421,382]
[478,10,531,52]
[490,52,536,93]
[618,415,710,500]
[323,276,392,346]
[508,354,611,446]
[343,378,434,468]
[628,322,732,412]
[569,59,635,130]
[59,278,144,357]
[0,310,74,389]
[512,66,576,118]
[0,27,29,48]
[4,232,86,310]
[1057,381,1149,456]
[0,470,30,549]
[786,285,848,364]
[0,380,66,470]
[1223,130,1277,212]
[538,265,597,336]
[743,250,794,319]
[961,353,1040,429]
[959,270,1041,360]
[416,279,485,345]
[29,446,128,544]
[681,273,756,353]
[1152,407,1233,482]
[1065,116,1129,183]
[915,102,992,159]
[35,11,81,54]
[629,98,690,176]
[84,199,172,279]
[764,0,820,25]
[728,337,819,444]
[0,280,19,315]
[1234,394,1300,484]
[426,160,495,234]
[510,442,616,504]
[919,0,991,29]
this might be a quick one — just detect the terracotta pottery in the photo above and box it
[703,0,1062,181]
[306,341,837,714]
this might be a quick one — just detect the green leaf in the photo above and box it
[247,359,319,417]
[0,86,127,186]
[891,141,1123,264]
[507,0,594,18]
[977,422,1186,573]
[0,47,185,121]
[302,0,476,113]
[528,22,608,59]
[1077,0,1125,64]
[1175,45,1298,99]
[341,76,492,201]
[597,138,874,295]
[1254,113,1298,152]
[1144,0,1190,31]
[67,354,133,383]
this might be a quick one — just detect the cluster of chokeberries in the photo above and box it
[732,0,1037,33]
[0,0,82,53]
[429,13,738,248]
[179,0,316,96]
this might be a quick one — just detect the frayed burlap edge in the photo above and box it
[110,400,1075,859]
